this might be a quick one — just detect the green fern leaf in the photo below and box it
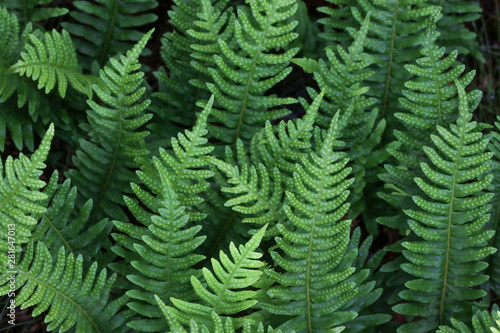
[139,95,215,223]
[67,30,154,225]
[392,80,496,332]
[113,166,206,332]
[0,123,53,264]
[317,0,357,45]
[12,29,95,98]
[61,0,158,69]
[31,171,111,262]
[1,0,68,26]
[379,11,480,231]
[203,0,299,146]
[168,225,267,330]
[429,0,484,62]
[158,296,288,333]
[0,7,71,151]
[150,0,232,148]
[437,304,500,333]
[0,242,133,332]
[263,113,362,332]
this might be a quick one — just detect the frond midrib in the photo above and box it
[17,266,101,333]
[41,212,75,257]
[306,159,327,332]
[233,2,277,148]
[88,67,127,225]
[439,128,464,325]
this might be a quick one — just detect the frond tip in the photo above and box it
[0,123,54,263]
[168,224,268,330]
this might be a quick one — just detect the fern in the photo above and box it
[13,28,95,98]
[262,113,358,332]
[437,304,500,333]
[429,0,484,62]
[0,123,53,264]
[0,242,132,332]
[61,0,158,69]
[300,12,395,223]
[150,0,232,145]
[136,96,215,223]
[378,11,480,232]
[392,80,495,332]
[211,92,325,237]
[317,0,357,45]
[113,166,206,332]
[202,0,299,146]
[0,0,68,27]
[67,30,153,225]
[30,171,111,262]
[0,7,72,151]
[168,225,267,330]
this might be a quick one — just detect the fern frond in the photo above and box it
[0,123,54,263]
[12,29,96,98]
[61,0,158,69]
[250,90,323,176]
[209,92,325,237]
[150,0,232,144]
[303,12,395,222]
[437,304,500,333]
[317,0,357,45]
[339,228,391,332]
[67,30,153,225]
[31,171,111,262]
[203,0,299,146]
[379,12,480,231]
[210,149,284,237]
[188,0,236,91]
[0,8,72,149]
[168,225,267,330]
[139,96,215,223]
[263,114,363,332]
[113,167,206,332]
[1,0,68,26]
[0,242,132,332]
[392,80,495,332]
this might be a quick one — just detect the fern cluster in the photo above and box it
[0,1,498,333]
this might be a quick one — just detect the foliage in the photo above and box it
[0,1,497,333]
